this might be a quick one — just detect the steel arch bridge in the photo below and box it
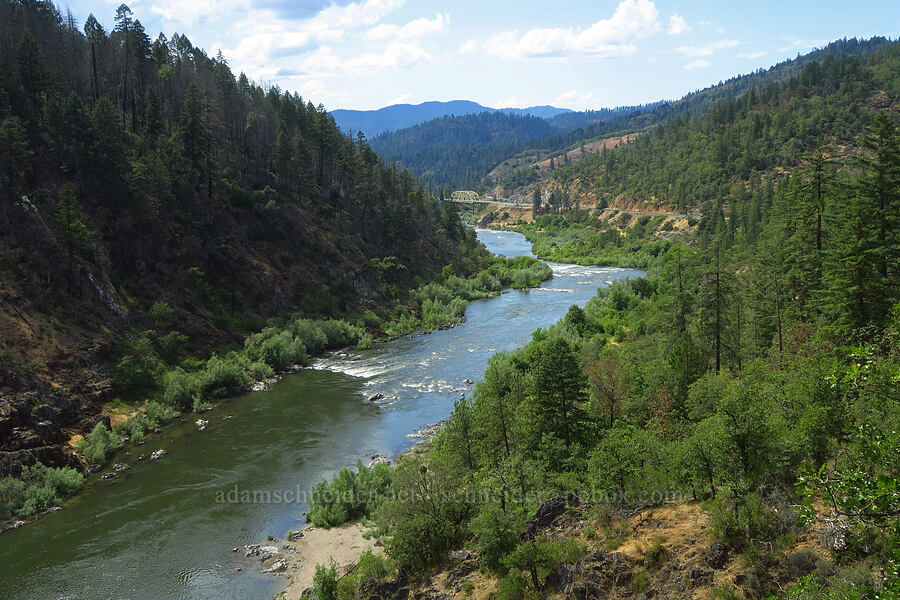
[449,190,480,203]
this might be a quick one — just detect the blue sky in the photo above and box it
[63,0,900,110]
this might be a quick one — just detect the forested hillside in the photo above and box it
[304,37,900,600]
[0,0,491,486]
[369,111,558,191]
[551,41,900,214]
[332,100,571,138]
[370,37,894,196]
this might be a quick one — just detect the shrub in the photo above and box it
[162,367,201,409]
[1,464,85,518]
[356,333,373,350]
[192,398,212,413]
[501,538,586,590]
[143,400,178,426]
[246,360,275,381]
[76,423,117,465]
[291,320,328,354]
[643,536,668,569]
[244,329,306,370]
[495,572,528,600]
[115,412,151,442]
[706,492,777,544]
[469,503,528,571]
[113,352,159,394]
[201,354,250,397]
[313,560,339,600]
[307,463,393,527]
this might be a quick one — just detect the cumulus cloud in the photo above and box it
[683,58,711,70]
[220,0,407,80]
[150,0,250,26]
[366,12,449,40]
[675,39,740,57]
[459,39,478,54]
[486,0,661,59]
[554,89,598,109]
[667,14,690,35]
[300,41,434,78]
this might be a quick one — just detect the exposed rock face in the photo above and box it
[0,385,90,477]
[524,493,582,539]
[703,541,728,569]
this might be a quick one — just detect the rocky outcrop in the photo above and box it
[0,384,91,477]
[524,493,582,539]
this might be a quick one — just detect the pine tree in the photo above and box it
[528,338,588,450]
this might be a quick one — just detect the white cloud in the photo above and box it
[150,0,250,26]
[486,0,661,59]
[675,39,740,57]
[683,58,711,70]
[667,14,690,35]
[739,50,767,60]
[300,41,433,78]
[220,0,407,81]
[388,93,414,104]
[366,13,449,40]
[497,96,527,108]
[554,89,598,109]
[459,39,478,54]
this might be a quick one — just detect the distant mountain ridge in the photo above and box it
[332,100,572,137]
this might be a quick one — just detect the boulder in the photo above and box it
[524,493,581,539]
[149,449,167,461]
[703,542,728,569]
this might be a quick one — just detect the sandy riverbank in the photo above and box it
[275,522,381,599]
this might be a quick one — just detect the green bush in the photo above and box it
[501,538,586,591]
[307,463,393,527]
[291,320,328,354]
[313,560,339,600]
[200,354,251,397]
[115,412,152,442]
[75,423,118,465]
[244,328,306,370]
[0,464,85,518]
[142,400,178,425]
[162,367,201,409]
[470,503,528,571]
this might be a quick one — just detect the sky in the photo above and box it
[63,0,900,111]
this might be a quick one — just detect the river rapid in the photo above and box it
[0,228,642,600]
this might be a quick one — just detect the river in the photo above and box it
[0,228,642,600]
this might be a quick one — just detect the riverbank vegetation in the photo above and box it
[75,254,549,471]
[0,464,84,520]
[515,210,693,269]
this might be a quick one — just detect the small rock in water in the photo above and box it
[247,381,267,392]
[100,473,117,480]
[262,557,288,573]
[463,378,473,385]
[149,449,167,461]
[195,419,209,430]
[113,463,129,472]
[367,455,390,468]
[244,544,279,560]
[368,393,384,402]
